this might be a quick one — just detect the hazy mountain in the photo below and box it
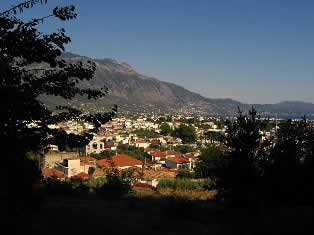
[40,53,314,117]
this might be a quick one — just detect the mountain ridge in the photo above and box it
[40,52,314,117]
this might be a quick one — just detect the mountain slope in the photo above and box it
[40,53,314,116]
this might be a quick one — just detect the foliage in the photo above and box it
[213,107,269,205]
[176,169,195,179]
[204,131,224,143]
[172,124,197,144]
[133,128,160,138]
[1,1,116,215]
[265,118,314,204]
[42,177,89,196]
[160,122,172,136]
[117,144,145,161]
[90,150,116,160]
[157,178,205,191]
[173,145,196,154]
[83,177,107,190]
[97,165,133,199]
[194,145,224,180]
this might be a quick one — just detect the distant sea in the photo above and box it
[209,114,314,120]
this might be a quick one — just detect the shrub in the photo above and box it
[157,178,204,191]
[176,169,195,179]
[96,174,132,199]
[133,182,155,190]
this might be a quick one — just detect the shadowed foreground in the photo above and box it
[31,188,312,235]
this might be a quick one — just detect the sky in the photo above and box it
[2,0,314,104]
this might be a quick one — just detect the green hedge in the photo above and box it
[157,178,205,191]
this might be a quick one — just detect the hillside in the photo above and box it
[40,53,314,117]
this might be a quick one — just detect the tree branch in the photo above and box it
[0,0,48,17]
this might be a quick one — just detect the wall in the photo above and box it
[43,151,78,168]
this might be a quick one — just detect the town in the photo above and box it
[40,112,281,185]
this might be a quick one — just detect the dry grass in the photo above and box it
[132,187,217,200]
[157,188,217,200]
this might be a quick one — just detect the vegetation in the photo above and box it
[1,1,117,221]
[173,145,197,154]
[117,144,145,161]
[90,150,116,159]
[176,169,195,179]
[172,124,197,144]
[196,108,313,207]
[133,128,160,138]
[194,145,224,180]
[204,131,224,143]
[160,122,172,136]
[157,178,205,191]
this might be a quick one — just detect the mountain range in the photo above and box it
[40,52,314,118]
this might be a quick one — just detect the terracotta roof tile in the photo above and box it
[71,172,89,181]
[41,168,65,179]
[111,154,143,167]
[80,156,97,162]
[167,156,189,164]
[165,150,180,156]
[151,151,166,158]
[97,154,143,167]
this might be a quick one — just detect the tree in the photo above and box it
[266,118,314,204]
[160,122,172,136]
[214,107,268,206]
[204,131,224,144]
[194,145,224,180]
[1,0,116,224]
[172,124,197,144]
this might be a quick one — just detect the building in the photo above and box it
[96,154,143,170]
[166,156,190,170]
[42,150,79,168]
[55,158,96,178]
[81,136,116,155]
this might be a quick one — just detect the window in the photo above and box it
[92,143,97,149]
[100,144,103,149]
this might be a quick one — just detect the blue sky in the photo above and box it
[2,0,314,104]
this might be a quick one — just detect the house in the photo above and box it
[55,158,81,177]
[81,136,116,155]
[165,150,180,158]
[96,154,143,170]
[149,151,167,163]
[42,150,79,168]
[55,157,96,178]
[183,153,199,170]
[166,156,190,170]
[135,139,150,149]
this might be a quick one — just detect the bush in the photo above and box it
[96,175,132,199]
[42,177,89,196]
[157,178,204,191]
[133,182,155,190]
[84,177,107,190]
[176,169,195,179]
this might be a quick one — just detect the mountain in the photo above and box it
[40,53,314,117]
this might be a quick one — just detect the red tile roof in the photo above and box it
[165,150,180,156]
[97,154,143,167]
[167,156,189,164]
[183,153,198,160]
[80,156,97,162]
[71,172,89,181]
[151,151,166,158]
[112,154,143,167]
[41,168,65,179]
[96,158,112,167]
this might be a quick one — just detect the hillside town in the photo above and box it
[40,113,281,186]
